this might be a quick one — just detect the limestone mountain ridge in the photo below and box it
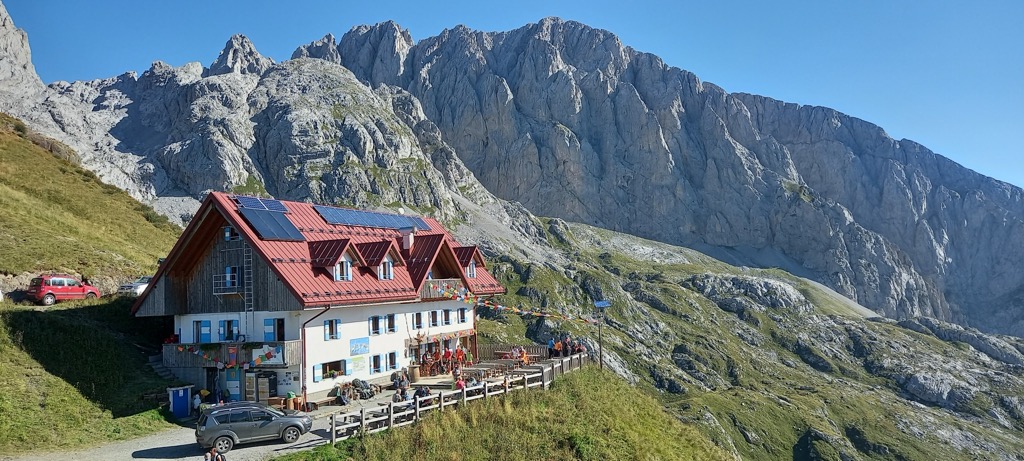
[0,4,1021,340]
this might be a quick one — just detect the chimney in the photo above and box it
[400,227,416,250]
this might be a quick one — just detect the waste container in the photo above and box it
[167,385,194,419]
[409,364,420,383]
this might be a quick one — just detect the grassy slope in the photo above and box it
[0,113,179,276]
[0,114,183,453]
[278,367,731,461]
[480,221,1024,461]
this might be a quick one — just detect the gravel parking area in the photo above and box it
[2,418,334,461]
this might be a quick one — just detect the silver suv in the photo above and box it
[195,402,312,453]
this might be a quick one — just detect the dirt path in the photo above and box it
[2,418,333,461]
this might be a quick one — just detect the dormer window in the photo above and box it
[466,261,477,278]
[334,255,352,282]
[377,256,394,280]
[223,226,239,241]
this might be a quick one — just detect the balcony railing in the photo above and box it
[212,274,242,295]
[420,278,464,300]
[163,340,300,368]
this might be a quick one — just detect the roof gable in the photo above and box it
[135,192,505,313]
[308,239,360,267]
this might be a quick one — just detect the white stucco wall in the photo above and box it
[299,299,475,395]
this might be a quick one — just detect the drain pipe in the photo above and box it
[300,305,332,411]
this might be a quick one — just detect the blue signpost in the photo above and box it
[594,300,610,370]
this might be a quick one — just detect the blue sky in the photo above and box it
[6,0,1023,187]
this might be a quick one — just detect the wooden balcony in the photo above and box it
[420,278,464,300]
[163,340,301,368]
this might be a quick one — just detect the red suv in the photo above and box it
[26,274,100,306]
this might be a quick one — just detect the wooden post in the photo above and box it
[360,407,366,435]
[439,391,445,410]
[414,395,421,421]
[461,386,467,405]
[483,381,489,399]
[523,374,529,390]
[330,413,336,444]
[387,401,394,429]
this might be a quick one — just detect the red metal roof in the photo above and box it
[132,192,505,314]
[307,239,352,267]
[453,246,482,267]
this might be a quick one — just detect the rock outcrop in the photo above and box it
[2,4,1024,338]
[331,18,1024,337]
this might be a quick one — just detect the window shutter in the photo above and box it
[313,364,322,383]
[341,359,348,376]
[334,320,341,340]
[264,318,275,342]
[200,320,212,343]
[218,320,226,341]
[323,320,330,341]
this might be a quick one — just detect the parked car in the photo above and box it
[117,276,152,297]
[196,401,312,453]
[26,273,100,306]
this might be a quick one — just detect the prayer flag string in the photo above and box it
[430,283,599,325]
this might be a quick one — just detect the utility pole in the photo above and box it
[594,300,610,370]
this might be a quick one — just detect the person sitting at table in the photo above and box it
[414,386,432,406]
[454,377,466,391]
[392,389,405,403]
[553,339,563,358]
[467,375,480,387]
[520,348,530,366]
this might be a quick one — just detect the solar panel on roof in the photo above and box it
[235,196,267,210]
[234,196,290,213]
[239,208,305,241]
[262,199,288,212]
[313,205,432,231]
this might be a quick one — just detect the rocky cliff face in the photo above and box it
[331,18,1024,336]
[1,4,1022,337]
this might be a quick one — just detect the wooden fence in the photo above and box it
[475,343,550,361]
[327,352,590,443]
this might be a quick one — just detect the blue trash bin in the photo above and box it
[167,385,194,418]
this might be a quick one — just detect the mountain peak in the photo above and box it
[207,34,274,77]
[0,0,43,95]
[291,33,340,64]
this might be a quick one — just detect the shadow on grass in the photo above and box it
[2,297,174,418]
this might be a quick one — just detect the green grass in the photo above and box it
[0,298,178,453]
[277,367,730,461]
[0,113,180,276]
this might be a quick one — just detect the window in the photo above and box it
[413,312,423,329]
[251,410,273,422]
[228,411,252,423]
[219,319,237,341]
[224,266,239,287]
[443,309,452,326]
[458,308,468,324]
[334,259,352,282]
[387,351,398,370]
[323,319,341,341]
[265,318,285,342]
[430,310,439,327]
[369,316,382,336]
[313,360,347,382]
[467,261,477,278]
[386,314,396,333]
[371,355,383,374]
[377,256,394,280]
[223,226,239,241]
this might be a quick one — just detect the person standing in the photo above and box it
[548,337,556,359]
[553,339,563,358]
[192,392,201,417]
